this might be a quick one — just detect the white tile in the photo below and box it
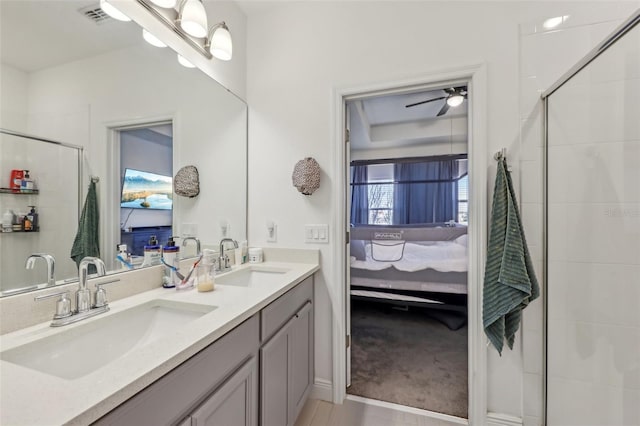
[520,161,542,204]
[524,373,543,417]
[547,204,568,261]
[562,263,640,328]
[586,21,640,84]
[523,328,543,374]
[548,320,640,390]
[521,203,542,248]
[523,415,542,426]
[548,377,640,425]
[520,76,543,118]
[565,203,640,265]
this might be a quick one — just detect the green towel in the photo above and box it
[70,181,100,268]
[483,158,539,355]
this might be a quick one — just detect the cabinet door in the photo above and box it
[260,321,290,426]
[288,301,313,423]
[190,356,258,426]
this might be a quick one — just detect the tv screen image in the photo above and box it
[121,169,173,210]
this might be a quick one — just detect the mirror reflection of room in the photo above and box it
[118,123,173,270]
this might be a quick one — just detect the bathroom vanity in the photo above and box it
[0,250,319,425]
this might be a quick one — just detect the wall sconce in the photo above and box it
[135,0,233,62]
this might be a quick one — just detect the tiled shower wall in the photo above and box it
[518,7,638,426]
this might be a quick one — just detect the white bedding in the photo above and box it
[350,240,467,273]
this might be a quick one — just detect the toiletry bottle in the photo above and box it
[117,244,131,270]
[26,206,38,231]
[197,249,216,292]
[21,170,34,191]
[141,235,162,267]
[2,209,14,233]
[241,240,248,263]
[23,214,32,231]
[10,170,24,192]
[162,236,180,288]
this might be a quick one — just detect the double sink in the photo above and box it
[1,265,289,380]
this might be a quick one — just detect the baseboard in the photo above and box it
[486,412,523,426]
[311,378,332,401]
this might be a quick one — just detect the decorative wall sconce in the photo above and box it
[292,157,321,196]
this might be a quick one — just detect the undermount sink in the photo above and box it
[1,299,216,380]
[216,265,290,287]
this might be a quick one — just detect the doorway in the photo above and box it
[109,121,174,270]
[345,85,470,419]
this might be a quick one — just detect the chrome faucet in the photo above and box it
[25,253,56,287]
[182,236,201,257]
[35,256,119,327]
[77,257,106,313]
[217,238,238,272]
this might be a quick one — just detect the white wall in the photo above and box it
[245,1,640,422]
[0,63,28,131]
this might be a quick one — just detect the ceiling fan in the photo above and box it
[405,87,468,116]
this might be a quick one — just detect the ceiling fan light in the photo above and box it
[177,54,196,68]
[179,0,208,38]
[209,23,232,61]
[99,0,131,22]
[149,0,177,8]
[143,29,167,48]
[447,94,464,107]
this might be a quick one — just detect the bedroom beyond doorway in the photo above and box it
[346,84,470,420]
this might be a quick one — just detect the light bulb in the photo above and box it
[148,0,177,8]
[179,0,208,38]
[142,29,167,48]
[209,25,232,61]
[447,94,464,107]
[177,54,196,68]
[100,0,131,22]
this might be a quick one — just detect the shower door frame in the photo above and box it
[541,10,640,424]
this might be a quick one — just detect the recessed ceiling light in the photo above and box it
[543,15,569,30]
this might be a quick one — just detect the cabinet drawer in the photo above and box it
[95,314,259,426]
[261,276,313,342]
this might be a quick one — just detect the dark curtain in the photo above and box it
[393,160,459,224]
[350,165,369,225]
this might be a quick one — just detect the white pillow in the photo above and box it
[454,234,468,246]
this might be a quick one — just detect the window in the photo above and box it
[457,174,468,224]
[368,183,393,224]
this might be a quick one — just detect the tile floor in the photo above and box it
[295,398,467,426]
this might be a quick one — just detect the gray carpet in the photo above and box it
[349,300,468,419]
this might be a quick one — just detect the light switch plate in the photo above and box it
[304,224,329,243]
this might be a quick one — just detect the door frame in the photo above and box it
[330,64,488,424]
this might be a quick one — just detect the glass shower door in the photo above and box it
[545,16,640,426]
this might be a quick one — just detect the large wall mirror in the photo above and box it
[0,0,247,296]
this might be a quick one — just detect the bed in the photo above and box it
[349,224,468,327]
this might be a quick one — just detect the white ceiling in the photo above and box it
[0,0,142,72]
[349,87,468,151]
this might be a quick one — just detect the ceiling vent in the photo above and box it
[78,4,112,24]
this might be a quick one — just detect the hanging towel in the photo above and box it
[483,158,539,355]
[70,181,100,268]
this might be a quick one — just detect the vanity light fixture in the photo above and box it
[177,0,208,38]
[148,0,177,8]
[446,94,465,108]
[142,29,167,48]
[177,54,196,68]
[205,22,232,61]
[100,0,131,22]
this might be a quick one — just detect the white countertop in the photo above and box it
[0,259,319,425]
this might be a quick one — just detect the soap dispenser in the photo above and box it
[141,235,162,267]
[162,236,180,288]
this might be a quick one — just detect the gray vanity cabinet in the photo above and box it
[261,278,314,426]
[186,356,258,426]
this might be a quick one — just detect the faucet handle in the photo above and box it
[93,278,120,308]
[35,290,72,319]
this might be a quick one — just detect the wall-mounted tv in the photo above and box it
[120,168,173,210]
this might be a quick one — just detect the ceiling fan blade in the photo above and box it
[437,102,450,116]
[405,96,446,108]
